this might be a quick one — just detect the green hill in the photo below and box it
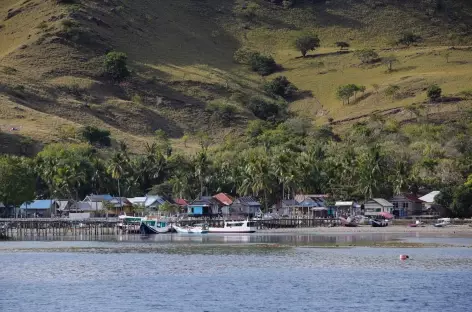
[1,0,472,153]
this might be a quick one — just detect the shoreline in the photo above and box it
[258,225,472,236]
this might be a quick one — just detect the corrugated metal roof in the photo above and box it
[85,194,113,202]
[127,197,147,205]
[418,191,440,203]
[335,201,353,206]
[372,198,393,207]
[175,198,189,206]
[213,193,233,206]
[20,200,55,210]
[236,196,260,206]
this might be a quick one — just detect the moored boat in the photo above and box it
[173,223,209,234]
[339,216,358,227]
[139,218,171,234]
[208,220,256,233]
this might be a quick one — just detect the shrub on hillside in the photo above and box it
[354,49,380,64]
[427,84,442,101]
[249,53,277,76]
[335,41,350,50]
[233,47,258,65]
[293,34,320,57]
[206,101,237,125]
[336,84,365,105]
[264,76,298,99]
[246,96,286,121]
[80,126,111,147]
[104,51,130,82]
[396,32,422,46]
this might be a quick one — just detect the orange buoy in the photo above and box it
[399,254,409,260]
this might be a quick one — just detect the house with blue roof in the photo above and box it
[20,200,58,217]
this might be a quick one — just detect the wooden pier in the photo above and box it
[0,218,120,239]
[0,217,341,239]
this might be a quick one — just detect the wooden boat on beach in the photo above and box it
[371,219,388,227]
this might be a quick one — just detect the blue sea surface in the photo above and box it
[1,234,471,312]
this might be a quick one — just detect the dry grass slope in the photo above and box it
[1,0,472,153]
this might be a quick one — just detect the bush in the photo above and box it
[427,84,442,101]
[354,49,380,64]
[385,84,400,99]
[206,101,237,124]
[336,84,365,105]
[294,34,320,57]
[246,96,284,121]
[80,126,111,146]
[397,32,422,46]
[335,41,350,50]
[233,47,258,65]
[104,51,130,81]
[249,53,277,76]
[264,76,298,99]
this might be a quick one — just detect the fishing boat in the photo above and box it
[173,223,209,234]
[117,215,144,233]
[208,220,257,233]
[434,218,451,228]
[139,218,171,234]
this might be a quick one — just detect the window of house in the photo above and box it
[393,202,398,209]
[376,208,381,212]
[402,202,409,209]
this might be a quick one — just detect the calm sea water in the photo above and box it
[1,234,472,312]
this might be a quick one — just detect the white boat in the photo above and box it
[117,215,144,233]
[139,218,171,234]
[173,223,209,234]
[208,220,257,233]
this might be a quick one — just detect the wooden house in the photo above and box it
[231,196,262,217]
[187,196,221,217]
[389,194,424,217]
[20,200,58,218]
[363,198,394,217]
[213,193,234,215]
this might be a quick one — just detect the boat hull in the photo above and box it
[371,220,388,227]
[173,225,209,234]
[208,228,256,233]
[140,222,170,234]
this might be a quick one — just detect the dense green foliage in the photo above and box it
[294,34,320,57]
[397,32,422,46]
[104,51,130,81]
[336,84,366,105]
[3,108,472,217]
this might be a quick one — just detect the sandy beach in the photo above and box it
[260,224,472,236]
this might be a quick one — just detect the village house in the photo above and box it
[418,191,441,216]
[127,195,168,212]
[20,200,58,218]
[174,198,189,213]
[213,193,234,215]
[363,198,394,217]
[294,195,331,218]
[335,201,358,217]
[187,196,221,217]
[389,194,424,217]
[231,196,261,217]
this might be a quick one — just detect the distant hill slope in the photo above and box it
[1,0,472,153]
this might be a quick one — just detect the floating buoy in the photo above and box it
[399,254,409,260]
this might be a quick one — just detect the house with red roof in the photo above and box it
[389,194,424,217]
[213,193,233,215]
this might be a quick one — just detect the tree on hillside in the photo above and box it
[294,34,320,57]
[354,49,380,64]
[335,41,350,50]
[383,55,398,72]
[336,84,365,105]
[264,76,298,99]
[80,126,111,147]
[104,51,130,81]
[442,51,452,63]
[427,84,442,102]
[396,32,422,46]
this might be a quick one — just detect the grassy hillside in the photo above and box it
[1,0,472,153]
